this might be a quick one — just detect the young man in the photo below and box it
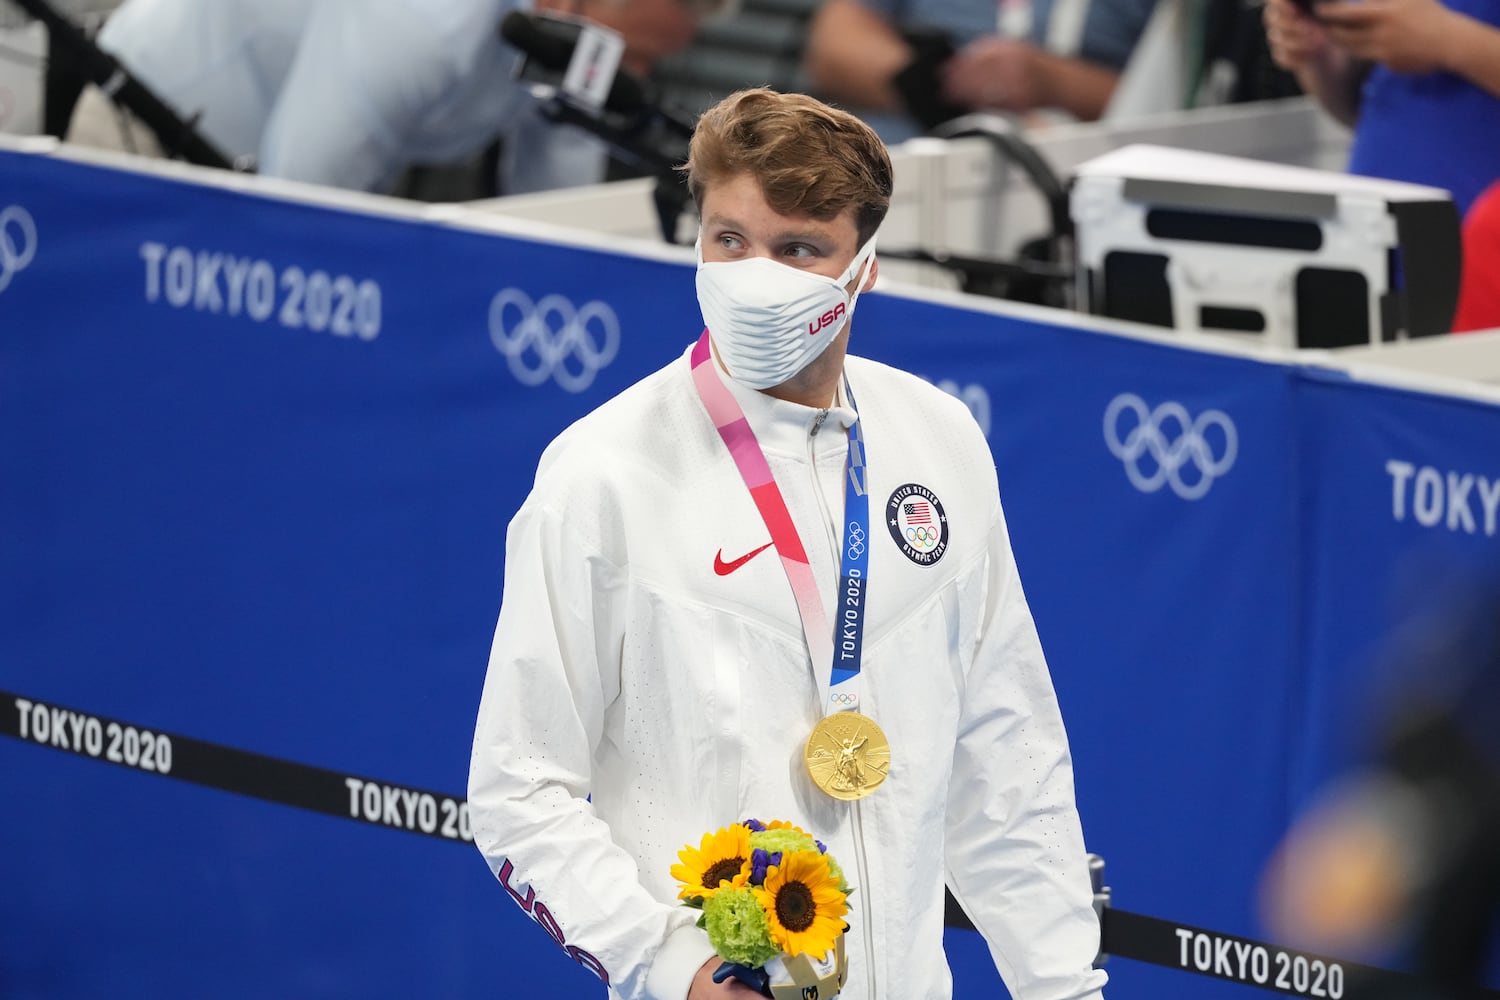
[468,88,1106,1000]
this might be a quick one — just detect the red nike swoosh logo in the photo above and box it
[713,542,774,576]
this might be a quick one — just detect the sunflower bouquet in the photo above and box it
[671,818,851,999]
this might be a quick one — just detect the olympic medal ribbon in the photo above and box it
[690,331,871,715]
[832,379,869,698]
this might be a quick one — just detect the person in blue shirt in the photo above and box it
[1264,0,1500,217]
[65,0,726,196]
[804,0,1158,144]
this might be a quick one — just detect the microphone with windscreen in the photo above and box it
[498,9,699,244]
[499,10,651,117]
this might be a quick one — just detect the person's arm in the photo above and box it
[945,499,1107,999]
[940,38,1120,120]
[1263,0,1368,127]
[1318,0,1500,98]
[257,1,481,192]
[803,0,913,112]
[1442,13,1500,98]
[468,490,717,1000]
[1040,54,1121,120]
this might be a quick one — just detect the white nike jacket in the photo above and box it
[469,343,1107,1000]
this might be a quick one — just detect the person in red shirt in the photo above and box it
[1454,179,1500,333]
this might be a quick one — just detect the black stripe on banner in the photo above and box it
[1102,908,1500,1000]
[1,689,474,845]
[12,688,1499,999]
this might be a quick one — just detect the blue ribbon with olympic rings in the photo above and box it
[830,377,869,708]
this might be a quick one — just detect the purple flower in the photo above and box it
[741,818,767,833]
[816,840,827,854]
[749,848,782,885]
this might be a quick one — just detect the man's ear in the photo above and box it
[862,255,879,293]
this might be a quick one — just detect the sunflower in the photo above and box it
[670,824,753,902]
[754,850,848,958]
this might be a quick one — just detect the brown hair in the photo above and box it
[684,88,893,246]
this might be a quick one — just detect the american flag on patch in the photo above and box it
[903,501,933,525]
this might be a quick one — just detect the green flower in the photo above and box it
[822,854,850,895]
[702,886,780,968]
[749,829,818,856]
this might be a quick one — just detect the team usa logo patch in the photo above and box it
[886,483,948,565]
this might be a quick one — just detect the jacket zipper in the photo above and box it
[808,408,836,553]
[852,801,879,1000]
[809,409,880,1000]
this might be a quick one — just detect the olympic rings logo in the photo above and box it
[0,205,38,295]
[488,288,620,393]
[1103,393,1238,501]
[906,526,939,545]
[829,693,859,706]
[846,522,866,560]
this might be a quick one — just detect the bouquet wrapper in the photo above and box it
[712,934,848,1000]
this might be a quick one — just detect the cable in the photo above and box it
[926,112,1072,246]
[871,113,1076,307]
[915,112,1075,307]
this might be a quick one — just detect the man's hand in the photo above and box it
[1263,0,1367,125]
[1263,0,1336,74]
[937,35,1119,121]
[1316,0,1465,74]
[940,37,1050,113]
[688,956,762,999]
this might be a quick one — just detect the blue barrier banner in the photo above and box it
[0,148,702,999]
[5,145,1496,999]
[1293,370,1500,802]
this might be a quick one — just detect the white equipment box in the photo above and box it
[1071,144,1461,348]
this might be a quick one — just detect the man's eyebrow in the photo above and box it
[703,215,837,245]
[769,227,837,245]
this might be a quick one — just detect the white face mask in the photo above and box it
[695,236,877,390]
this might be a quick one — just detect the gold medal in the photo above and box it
[804,712,891,800]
